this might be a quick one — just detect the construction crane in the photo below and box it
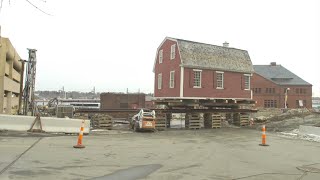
[22,49,37,116]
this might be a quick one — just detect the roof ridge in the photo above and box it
[168,37,248,52]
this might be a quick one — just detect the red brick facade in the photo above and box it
[154,39,252,99]
[251,73,312,108]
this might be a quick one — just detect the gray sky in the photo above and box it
[0,0,319,96]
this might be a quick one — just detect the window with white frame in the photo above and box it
[158,73,162,89]
[159,49,163,64]
[170,44,176,60]
[193,70,201,88]
[169,71,175,88]
[216,72,224,89]
[244,74,250,90]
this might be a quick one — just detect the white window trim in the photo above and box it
[244,74,251,90]
[170,44,176,60]
[193,69,202,88]
[216,71,224,89]
[159,49,163,64]
[158,73,162,90]
[180,67,184,97]
[169,71,175,88]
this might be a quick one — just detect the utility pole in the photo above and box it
[22,49,37,116]
[62,86,66,99]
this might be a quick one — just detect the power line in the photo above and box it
[25,0,52,16]
[0,0,52,16]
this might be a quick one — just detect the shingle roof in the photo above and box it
[253,65,311,85]
[175,38,254,73]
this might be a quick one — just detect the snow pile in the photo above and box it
[278,129,320,142]
[300,134,320,142]
[279,129,299,138]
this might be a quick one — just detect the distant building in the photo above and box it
[312,97,320,108]
[60,99,100,109]
[100,93,145,109]
[153,37,254,99]
[0,37,24,114]
[251,62,312,108]
[145,95,154,109]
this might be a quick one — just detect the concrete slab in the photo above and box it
[0,114,90,134]
[0,129,320,180]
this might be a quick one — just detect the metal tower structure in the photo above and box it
[22,49,37,116]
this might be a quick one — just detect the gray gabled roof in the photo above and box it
[253,65,311,86]
[175,38,254,73]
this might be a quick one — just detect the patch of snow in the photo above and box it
[280,132,298,137]
[278,129,299,139]
[300,134,320,142]
[91,129,110,132]
[278,129,320,142]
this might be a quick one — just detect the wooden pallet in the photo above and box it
[155,113,166,130]
[91,114,113,129]
[189,114,201,129]
[99,124,112,127]
[212,113,221,128]
[240,113,249,126]
[73,113,89,120]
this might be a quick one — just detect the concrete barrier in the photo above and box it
[0,114,90,134]
[299,125,320,136]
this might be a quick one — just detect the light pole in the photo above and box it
[285,88,290,109]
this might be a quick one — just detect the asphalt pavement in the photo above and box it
[1,128,320,180]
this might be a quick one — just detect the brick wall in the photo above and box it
[100,93,145,109]
[251,73,312,108]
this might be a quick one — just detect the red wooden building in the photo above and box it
[153,37,254,100]
[252,62,312,108]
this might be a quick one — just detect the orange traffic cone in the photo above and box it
[74,120,85,148]
[259,125,269,146]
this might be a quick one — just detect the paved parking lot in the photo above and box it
[1,128,320,180]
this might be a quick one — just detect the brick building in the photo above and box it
[145,95,154,109]
[251,62,312,108]
[100,93,145,109]
[153,37,254,99]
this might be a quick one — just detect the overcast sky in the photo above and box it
[0,0,319,96]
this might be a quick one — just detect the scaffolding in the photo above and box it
[22,49,37,116]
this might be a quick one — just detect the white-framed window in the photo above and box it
[169,71,175,88]
[170,44,176,60]
[193,70,202,88]
[159,49,163,64]
[244,74,251,90]
[158,73,162,89]
[216,71,224,89]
